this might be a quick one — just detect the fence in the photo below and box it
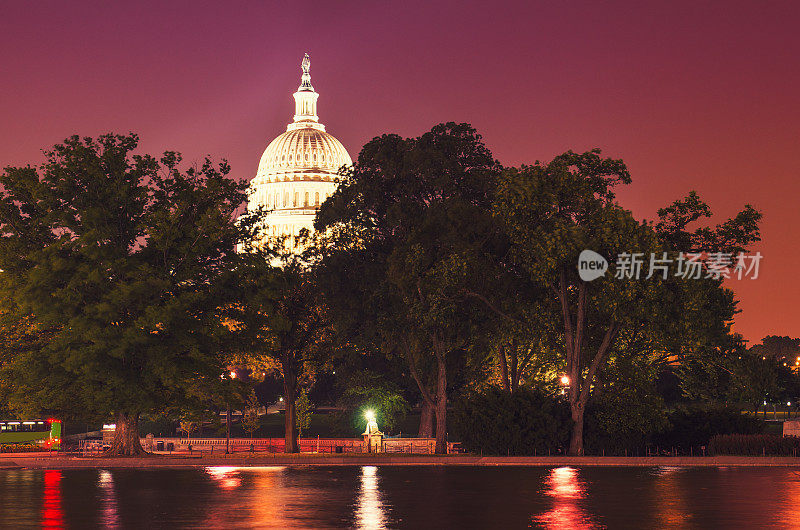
[78,436,460,455]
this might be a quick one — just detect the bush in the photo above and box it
[0,443,43,453]
[451,387,570,455]
[584,387,669,455]
[709,434,800,456]
[656,405,763,451]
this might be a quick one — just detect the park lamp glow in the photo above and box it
[560,375,570,386]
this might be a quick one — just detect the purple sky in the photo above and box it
[2,0,798,342]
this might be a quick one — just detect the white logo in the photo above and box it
[578,250,608,281]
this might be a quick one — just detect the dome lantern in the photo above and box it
[290,53,323,131]
[246,54,352,250]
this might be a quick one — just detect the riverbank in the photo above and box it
[2,453,800,469]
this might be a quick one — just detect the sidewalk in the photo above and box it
[2,453,800,469]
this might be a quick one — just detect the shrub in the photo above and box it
[0,443,43,453]
[709,434,800,456]
[656,405,763,451]
[451,387,570,455]
[584,387,669,455]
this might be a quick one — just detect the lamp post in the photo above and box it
[225,370,237,455]
[559,375,570,396]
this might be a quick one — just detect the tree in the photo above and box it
[316,123,500,453]
[241,391,262,439]
[295,388,313,437]
[333,371,410,435]
[492,150,761,455]
[0,134,248,455]
[179,418,199,439]
[750,336,800,363]
[227,250,331,453]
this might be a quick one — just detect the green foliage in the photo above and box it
[296,388,313,436]
[584,386,669,455]
[333,372,410,435]
[0,134,249,433]
[656,405,763,451]
[226,253,333,450]
[729,351,786,406]
[0,443,43,453]
[315,123,501,452]
[709,434,800,456]
[451,387,571,455]
[241,391,262,438]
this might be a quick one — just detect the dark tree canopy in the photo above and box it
[315,122,501,453]
[0,133,249,454]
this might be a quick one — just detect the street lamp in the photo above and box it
[560,375,570,386]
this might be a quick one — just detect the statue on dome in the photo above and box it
[301,53,310,75]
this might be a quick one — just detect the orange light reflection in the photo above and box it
[533,466,598,529]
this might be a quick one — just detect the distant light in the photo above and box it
[278,397,284,402]
[560,375,570,386]
[103,424,116,430]
[230,371,237,378]
[365,410,375,421]
[788,402,792,406]
[764,400,767,405]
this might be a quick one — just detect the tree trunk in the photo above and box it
[497,344,510,392]
[104,412,145,456]
[434,354,448,454]
[283,377,299,453]
[510,340,519,393]
[418,399,435,438]
[226,404,231,454]
[569,403,585,456]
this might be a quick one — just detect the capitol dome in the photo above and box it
[247,54,352,248]
[255,127,351,181]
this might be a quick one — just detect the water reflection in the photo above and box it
[533,466,598,529]
[778,470,800,528]
[651,466,690,528]
[98,470,120,527]
[206,466,242,489]
[41,469,64,529]
[356,466,387,529]
[1,466,798,527]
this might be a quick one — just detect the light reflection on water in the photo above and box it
[532,466,597,529]
[98,469,120,528]
[1,466,799,528]
[356,466,387,529]
[41,469,64,529]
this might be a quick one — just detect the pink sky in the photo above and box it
[2,1,798,342]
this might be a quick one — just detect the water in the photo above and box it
[1,466,799,528]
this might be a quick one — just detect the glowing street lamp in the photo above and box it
[560,375,570,386]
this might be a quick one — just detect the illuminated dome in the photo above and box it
[254,127,351,181]
[247,54,352,248]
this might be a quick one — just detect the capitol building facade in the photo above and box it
[247,54,352,249]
